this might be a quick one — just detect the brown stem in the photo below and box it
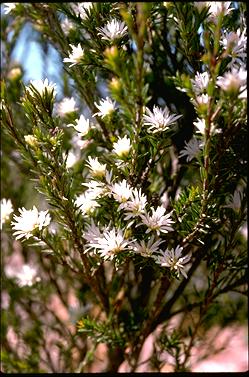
[64,208,109,313]
[152,241,207,332]
[105,346,125,373]
[130,275,171,371]
[129,237,209,371]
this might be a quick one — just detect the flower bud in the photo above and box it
[104,46,119,68]
[109,78,121,91]
[7,67,22,81]
[24,135,39,148]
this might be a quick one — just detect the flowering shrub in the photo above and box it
[1,2,247,373]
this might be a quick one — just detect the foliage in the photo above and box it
[1,1,247,373]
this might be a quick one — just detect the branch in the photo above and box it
[151,239,209,332]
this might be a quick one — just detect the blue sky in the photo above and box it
[12,25,44,81]
[1,4,43,83]
[9,22,63,97]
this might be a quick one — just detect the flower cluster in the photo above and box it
[83,220,191,277]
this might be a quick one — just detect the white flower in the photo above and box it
[68,114,90,136]
[221,29,247,59]
[83,220,102,245]
[143,105,182,133]
[82,180,107,199]
[26,78,57,97]
[138,206,174,236]
[193,117,206,135]
[0,198,14,229]
[130,236,164,258]
[191,93,209,108]
[71,2,93,19]
[179,138,202,162]
[113,135,131,158]
[207,2,234,19]
[3,3,17,14]
[153,245,191,279]
[224,189,243,212]
[65,150,79,168]
[191,72,209,95]
[88,227,132,260]
[93,97,116,118]
[4,265,19,279]
[63,44,84,67]
[61,17,74,35]
[97,19,128,41]
[57,97,77,116]
[71,134,91,150]
[121,188,147,220]
[197,94,209,105]
[193,117,218,136]
[104,169,113,185]
[24,135,38,147]
[16,265,40,287]
[216,67,247,94]
[193,2,209,12]
[75,192,100,215]
[86,156,106,178]
[111,180,133,203]
[11,206,51,240]
[5,264,40,287]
